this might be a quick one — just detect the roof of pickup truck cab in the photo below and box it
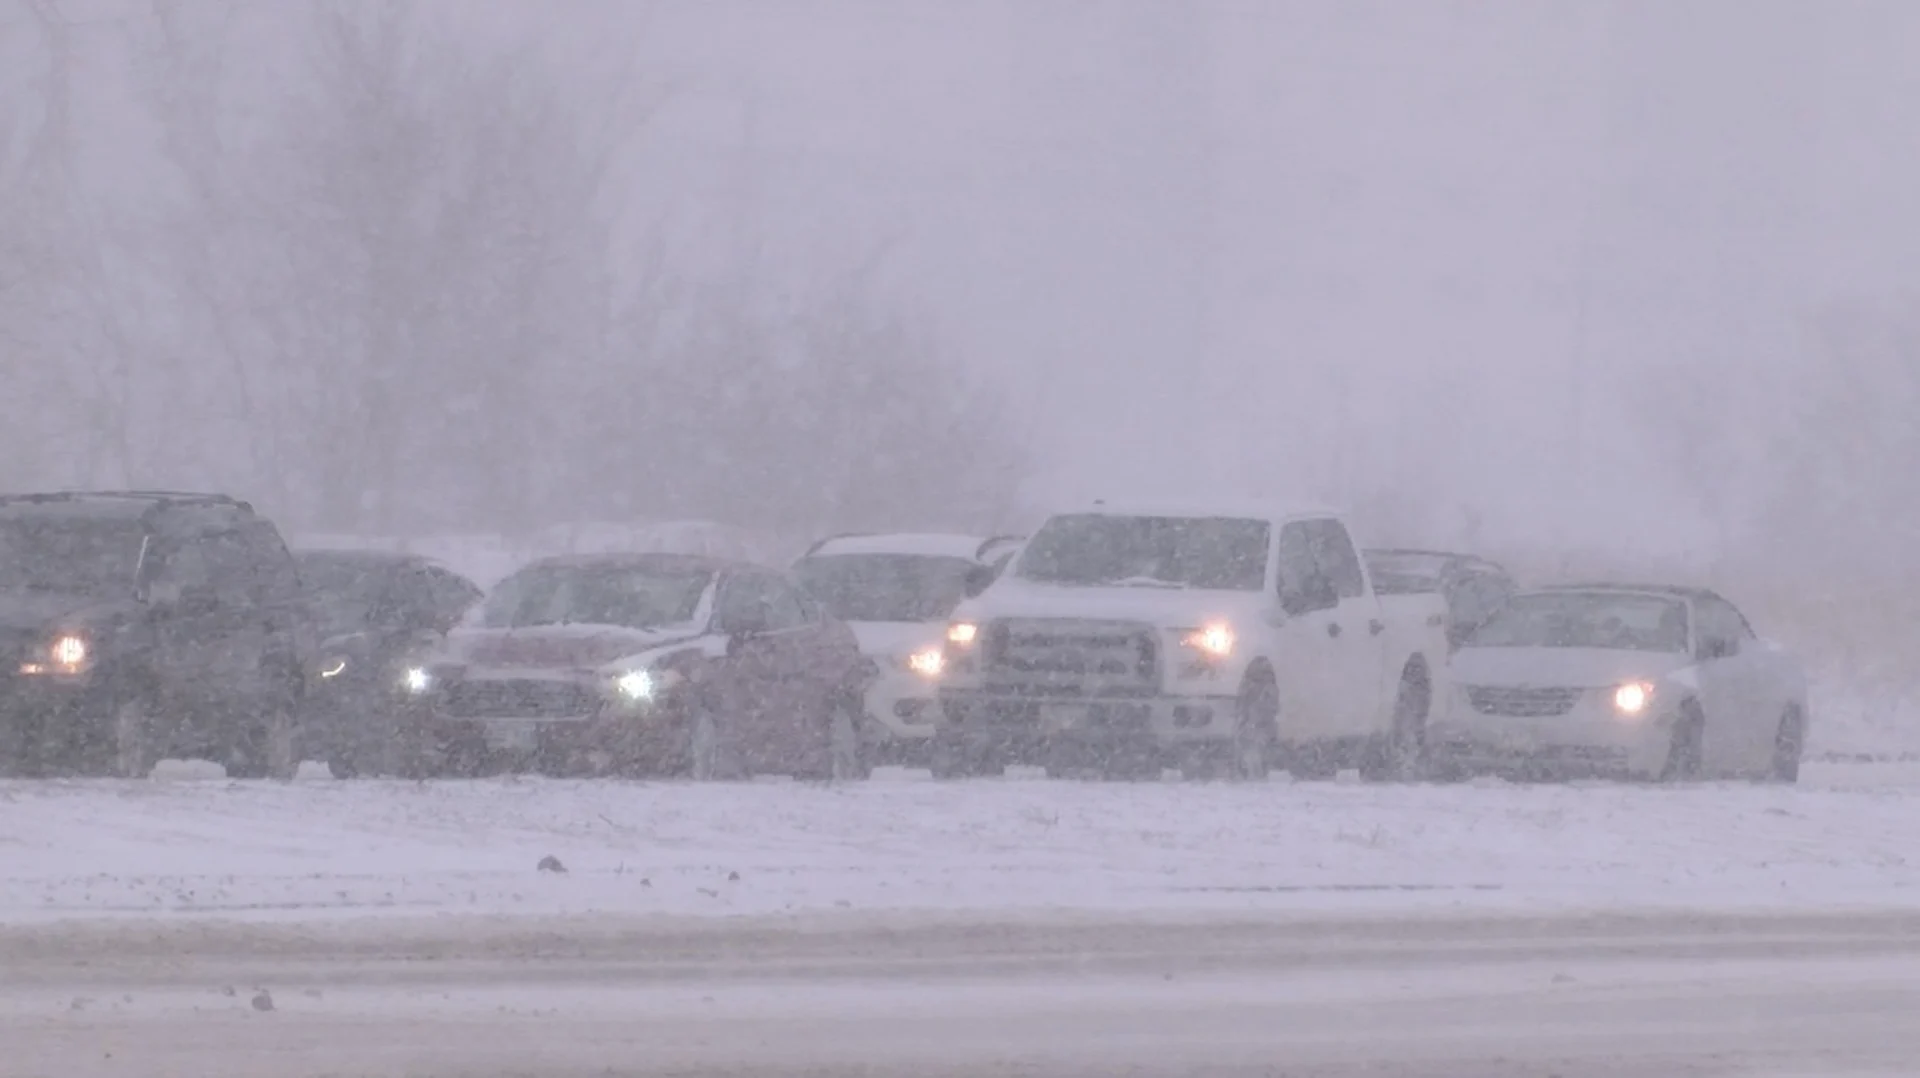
[1060,499,1343,523]
[1543,582,1724,603]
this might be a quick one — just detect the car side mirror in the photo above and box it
[962,564,996,598]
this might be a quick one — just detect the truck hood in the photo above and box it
[845,621,942,658]
[439,622,707,671]
[954,580,1266,628]
[0,589,136,632]
[1449,646,1693,689]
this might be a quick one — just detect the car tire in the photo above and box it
[112,695,157,780]
[1768,705,1805,784]
[229,701,299,781]
[687,706,722,781]
[327,753,360,780]
[1231,669,1279,782]
[1365,660,1431,782]
[1658,701,1705,782]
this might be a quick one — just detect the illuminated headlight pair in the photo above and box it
[19,633,90,675]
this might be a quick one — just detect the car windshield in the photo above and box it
[478,564,710,630]
[0,517,145,595]
[1014,514,1270,590]
[794,553,976,622]
[1463,592,1688,652]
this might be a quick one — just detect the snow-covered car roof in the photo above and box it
[802,533,990,560]
[1054,499,1342,524]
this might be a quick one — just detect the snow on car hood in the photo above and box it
[954,579,1266,628]
[441,622,706,670]
[844,621,942,658]
[1449,646,1694,689]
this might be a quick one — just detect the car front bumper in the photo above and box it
[935,689,1240,761]
[1429,688,1676,778]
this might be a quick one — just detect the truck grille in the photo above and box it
[1465,685,1582,718]
[981,618,1159,697]
[441,678,597,720]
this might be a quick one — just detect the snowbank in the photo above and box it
[4,765,1919,926]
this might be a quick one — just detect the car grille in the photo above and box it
[1465,685,1583,718]
[981,618,1159,697]
[441,679,597,720]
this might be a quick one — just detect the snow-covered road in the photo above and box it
[5,761,1920,923]
[7,910,1920,1076]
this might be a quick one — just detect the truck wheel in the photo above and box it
[828,697,871,782]
[1365,660,1431,782]
[1232,670,1279,781]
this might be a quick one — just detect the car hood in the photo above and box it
[0,589,136,632]
[844,621,942,658]
[954,579,1266,628]
[440,622,707,671]
[1449,646,1694,689]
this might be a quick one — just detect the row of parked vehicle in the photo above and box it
[0,490,1810,784]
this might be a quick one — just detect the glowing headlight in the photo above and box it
[614,669,655,701]
[946,622,978,646]
[907,647,945,678]
[401,666,433,694]
[1181,623,1235,658]
[318,657,347,679]
[49,634,88,668]
[1613,681,1652,715]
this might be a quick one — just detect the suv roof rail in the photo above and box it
[0,490,254,513]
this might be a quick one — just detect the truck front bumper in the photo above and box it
[935,689,1239,767]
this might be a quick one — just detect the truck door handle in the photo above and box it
[1326,622,1341,638]
[1369,619,1385,636]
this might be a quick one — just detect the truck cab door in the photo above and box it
[1300,518,1390,737]
[1270,522,1348,742]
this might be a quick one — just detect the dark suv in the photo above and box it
[0,491,311,778]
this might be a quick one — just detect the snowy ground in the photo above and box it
[5,761,1920,925]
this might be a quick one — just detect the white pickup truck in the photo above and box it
[930,501,1450,780]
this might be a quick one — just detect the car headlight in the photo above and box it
[20,632,91,675]
[400,666,434,694]
[1612,681,1653,715]
[906,646,945,678]
[318,656,348,679]
[1180,622,1235,659]
[607,666,683,704]
[946,621,978,646]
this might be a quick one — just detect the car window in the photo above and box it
[1302,519,1366,599]
[152,529,261,599]
[421,566,483,622]
[1694,595,1752,657]
[1275,522,1332,613]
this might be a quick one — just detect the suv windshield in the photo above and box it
[1015,514,1270,591]
[298,558,405,637]
[0,517,145,595]
[478,564,710,630]
[1464,592,1687,652]
[794,554,975,622]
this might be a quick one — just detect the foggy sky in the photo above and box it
[39,0,1920,555]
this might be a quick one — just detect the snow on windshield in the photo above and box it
[478,564,710,630]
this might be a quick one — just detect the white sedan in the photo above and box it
[1433,584,1808,782]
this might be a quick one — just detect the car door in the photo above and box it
[1270,521,1346,741]
[1691,596,1774,774]
[709,572,800,729]
[1301,518,1388,736]
[142,525,262,705]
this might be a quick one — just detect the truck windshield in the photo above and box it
[479,565,711,630]
[0,517,145,595]
[1014,514,1269,591]
[794,554,975,622]
[1463,592,1687,653]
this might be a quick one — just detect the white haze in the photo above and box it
[6,0,1920,677]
